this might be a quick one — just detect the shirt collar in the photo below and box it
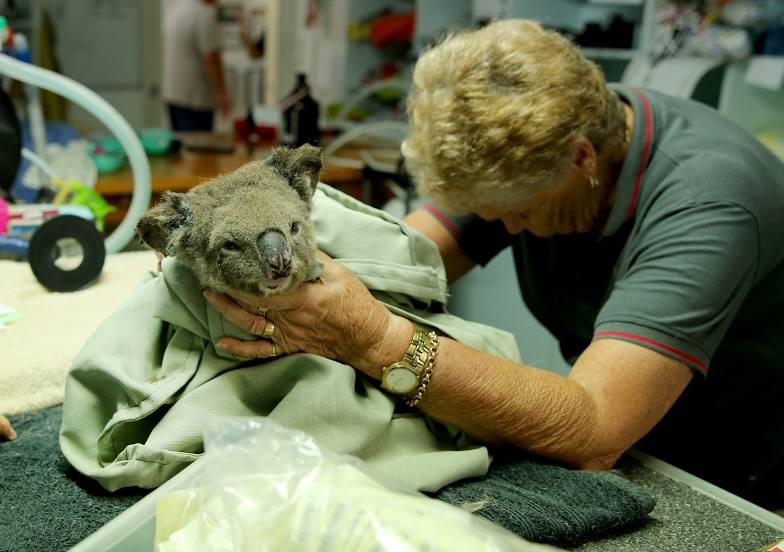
[601,84,655,238]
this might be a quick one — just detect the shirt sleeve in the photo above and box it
[423,203,513,266]
[196,6,221,55]
[594,201,760,375]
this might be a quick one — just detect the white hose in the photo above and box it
[321,121,408,171]
[331,79,408,126]
[0,53,151,254]
[21,147,56,179]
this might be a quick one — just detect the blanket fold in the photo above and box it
[60,185,520,492]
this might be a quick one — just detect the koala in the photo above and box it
[136,144,322,296]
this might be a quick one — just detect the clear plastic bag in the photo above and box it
[154,417,563,552]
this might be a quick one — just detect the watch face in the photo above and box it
[386,367,418,394]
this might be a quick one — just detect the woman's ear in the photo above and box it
[572,137,598,176]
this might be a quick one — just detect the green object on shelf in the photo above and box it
[88,135,126,174]
[66,181,115,231]
[92,135,124,155]
[326,101,343,120]
[374,86,404,102]
[346,106,373,121]
[89,150,126,174]
[136,128,172,155]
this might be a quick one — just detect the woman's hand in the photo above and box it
[203,252,412,379]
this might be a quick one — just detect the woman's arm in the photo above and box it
[403,208,476,284]
[417,333,693,468]
[205,255,694,469]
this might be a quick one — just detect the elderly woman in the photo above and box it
[206,20,784,508]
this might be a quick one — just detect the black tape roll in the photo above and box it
[27,215,106,292]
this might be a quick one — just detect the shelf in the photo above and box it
[580,47,639,60]
[587,0,643,5]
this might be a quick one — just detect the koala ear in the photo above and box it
[265,144,322,202]
[136,192,193,254]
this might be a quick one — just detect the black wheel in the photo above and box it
[27,215,106,292]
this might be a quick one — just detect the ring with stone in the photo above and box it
[256,306,268,317]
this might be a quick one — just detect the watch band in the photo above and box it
[404,330,438,408]
[380,322,439,407]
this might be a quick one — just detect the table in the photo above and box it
[72,449,784,552]
[95,141,366,227]
[574,450,784,551]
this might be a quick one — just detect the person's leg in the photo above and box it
[167,104,214,132]
[190,109,214,132]
[167,104,187,132]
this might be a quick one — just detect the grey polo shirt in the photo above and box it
[425,84,784,377]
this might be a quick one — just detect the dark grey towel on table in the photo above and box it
[436,456,656,546]
[0,406,654,551]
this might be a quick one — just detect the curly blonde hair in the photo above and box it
[401,19,626,213]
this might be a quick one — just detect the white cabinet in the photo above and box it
[719,58,784,135]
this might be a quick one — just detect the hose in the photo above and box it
[0,53,151,254]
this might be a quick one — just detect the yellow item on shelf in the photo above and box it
[756,129,784,163]
[51,177,115,231]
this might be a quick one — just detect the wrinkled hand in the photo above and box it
[0,415,17,441]
[203,252,412,378]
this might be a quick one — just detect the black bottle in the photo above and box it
[281,73,320,147]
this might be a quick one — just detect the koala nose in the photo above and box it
[257,229,293,280]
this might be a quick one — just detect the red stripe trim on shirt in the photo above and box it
[625,87,653,221]
[423,203,461,241]
[594,330,707,371]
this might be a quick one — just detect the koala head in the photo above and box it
[136,144,322,296]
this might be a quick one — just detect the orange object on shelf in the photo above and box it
[369,9,415,49]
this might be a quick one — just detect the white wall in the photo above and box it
[46,0,163,131]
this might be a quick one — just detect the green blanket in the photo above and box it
[60,185,521,492]
[56,186,654,547]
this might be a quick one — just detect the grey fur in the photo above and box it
[136,144,322,296]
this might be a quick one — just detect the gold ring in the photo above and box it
[256,306,268,317]
[261,320,275,339]
[271,343,277,356]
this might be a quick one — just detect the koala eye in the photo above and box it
[221,240,241,252]
[290,221,301,234]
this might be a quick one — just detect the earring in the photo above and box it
[589,176,599,189]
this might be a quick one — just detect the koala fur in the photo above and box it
[136,144,322,296]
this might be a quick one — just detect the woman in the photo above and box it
[205,20,784,508]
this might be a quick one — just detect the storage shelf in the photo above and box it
[580,47,639,60]
[587,0,643,5]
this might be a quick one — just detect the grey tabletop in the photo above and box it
[572,451,784,552]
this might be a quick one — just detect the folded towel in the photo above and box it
[436,456,655,546]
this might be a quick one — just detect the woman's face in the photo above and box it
[474,168,603,238]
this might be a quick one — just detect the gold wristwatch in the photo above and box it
[380,323,436,398]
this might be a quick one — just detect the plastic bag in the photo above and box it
[154,417,563,552]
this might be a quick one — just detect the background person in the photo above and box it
[161,0,230,132]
